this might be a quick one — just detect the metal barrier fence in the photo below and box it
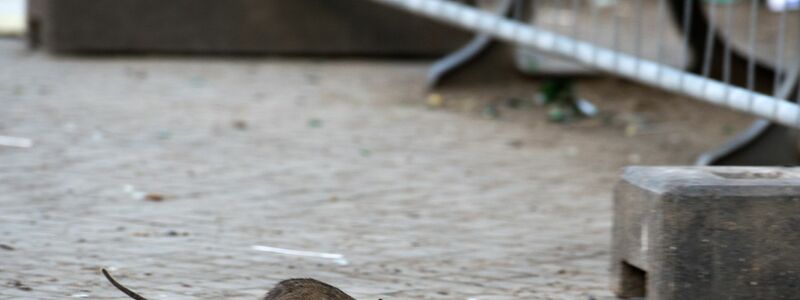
[370,0,800,129]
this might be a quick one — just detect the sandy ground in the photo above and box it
[0,37,751,300]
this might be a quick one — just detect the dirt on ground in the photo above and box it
[0,38,750,299]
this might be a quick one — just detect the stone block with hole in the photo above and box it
[611,166,800,300]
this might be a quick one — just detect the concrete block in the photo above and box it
[612,166,800,300]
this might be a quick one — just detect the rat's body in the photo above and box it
[102,269,356,300]
[263,278,355,300]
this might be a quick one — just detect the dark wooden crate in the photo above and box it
[28,0,470,55]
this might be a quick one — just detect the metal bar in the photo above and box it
[369,0,800,128]
[747,0,758,110]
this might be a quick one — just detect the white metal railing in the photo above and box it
[370,0,800,128]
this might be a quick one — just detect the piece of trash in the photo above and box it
[166,230,188,237]
[538,79,596,123]
[145,193,165,202]
[427,93,444,108]
[10,280,32,291]
[0,135,33,148]
[0,244,14,251]
[575,99,598,117]
[232,120,248,130]
[548,106,567,122]
[308,118,323,128]
[122,185,146,200]
[70,293,90,298]
[251,245,349,266]
[359,148,371,157]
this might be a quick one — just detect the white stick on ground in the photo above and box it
[0,135,33,148]
[251,245,349,265]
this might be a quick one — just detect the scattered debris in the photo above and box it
[426,93,444,108]
[575,98,598,117]
[537,79,597,123]
[547,106,571,123]
[122,185,146,200]
[144,193,165,202]
[308,118,323,128]
[232,120,248,130]
[166,230,189,237]
[0,135,33,148]
[10,280,32,291]
[0,244,14,251]
[251,245,349,265]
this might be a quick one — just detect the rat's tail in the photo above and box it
[101,269,149,300]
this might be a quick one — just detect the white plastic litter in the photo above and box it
[123,184,146,200]
[0,135,33,148]
[251,245,349,265]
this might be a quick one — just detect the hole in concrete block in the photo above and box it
[619,261,647,298]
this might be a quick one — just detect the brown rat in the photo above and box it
[102,268,356,300]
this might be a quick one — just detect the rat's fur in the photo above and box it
[101,268,356,300]
[262,278,355,300]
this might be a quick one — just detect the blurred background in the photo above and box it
[0,1,797,299]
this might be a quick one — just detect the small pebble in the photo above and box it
[426,93,444,108]
[232,120,248,130]
[308,118,323,128]
[145,194,165,202]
